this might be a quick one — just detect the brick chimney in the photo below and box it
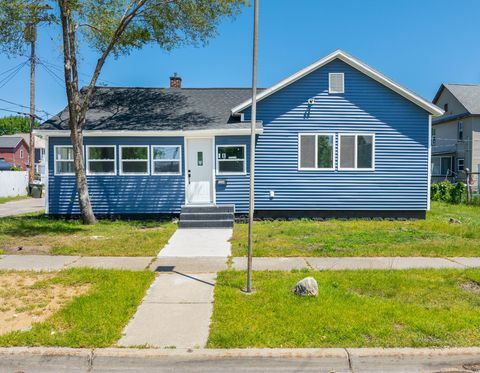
[169,73,182,88]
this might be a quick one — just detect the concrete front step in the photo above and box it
[179,220,233,228]
[180,212,234,221]
[180,205,235,214]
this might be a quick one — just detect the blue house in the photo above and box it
[37,50,443,225]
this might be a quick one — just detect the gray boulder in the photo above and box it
[293,277,318,297]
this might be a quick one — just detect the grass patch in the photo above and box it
[231,202,480,257]
[208,269,480,348]
[0,268,154,347]
[0,195,29,204]
[0,213,177,256]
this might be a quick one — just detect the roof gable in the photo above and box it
[0,136,25,149]
[231,49,443,117]
[434,84,480,115]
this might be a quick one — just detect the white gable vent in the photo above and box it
[329,73,344,94]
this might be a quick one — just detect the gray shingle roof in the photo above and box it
[0,136,23,148]
[40,87,263,131]
[444,84,480,115]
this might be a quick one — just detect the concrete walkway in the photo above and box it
[0,197,44,217]
[118,272,216,348]
[0,255,152,271]
[158,228,232,258]
[231,256,480,271]
[3,255,480,272]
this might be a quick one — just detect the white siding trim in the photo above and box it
[231,49,444,116]
[44,136,49,214]
[34,128,263,137]
[427,115,432,210]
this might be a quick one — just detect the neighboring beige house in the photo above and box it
[432,84,480,190]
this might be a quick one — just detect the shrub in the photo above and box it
[431,181,466,204]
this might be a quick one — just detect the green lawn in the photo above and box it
[0,195,29,204]
[231,202,480,257]
[0,268,154,347]
[208,269,480,348]
[0,213,177,256]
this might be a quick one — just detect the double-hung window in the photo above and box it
[216,145,246,175]
[86,145,116,175]
[298,134,335,170]
[431,156,452,176]
[339,134,375,170]
[54,145,74,175]
[152,145,181,175]
[120,146,149,175]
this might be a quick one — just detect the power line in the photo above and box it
[0,60,29,90]
[37,57,121,86]
[0,107,45,120]
[0,97,52,118]
[37,60,65,89]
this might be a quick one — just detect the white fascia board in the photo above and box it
[231,49,444,117]
[33,127,264,137]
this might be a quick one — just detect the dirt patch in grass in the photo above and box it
[0,272,90,335]
[2,245,51,255]
[459,280,480,294]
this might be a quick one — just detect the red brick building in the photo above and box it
[0,136,29,171]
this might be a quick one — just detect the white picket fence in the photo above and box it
[0,171,29,197]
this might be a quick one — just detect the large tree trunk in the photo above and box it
[70,122,96,224]
[59,0,96,224]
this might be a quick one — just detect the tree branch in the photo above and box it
[78,0,149,123]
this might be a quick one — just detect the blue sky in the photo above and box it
[1,0,480,119]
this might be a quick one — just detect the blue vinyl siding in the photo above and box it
[48,137,185,214]
[215,136,250,213]
[244,59,430,211]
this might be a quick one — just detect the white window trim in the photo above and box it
[457,158,465,172]
[86,145,117,176]
[54,145,75,176]
[338,133,376,171]
[329,72,345,94]
[151,145,182,176]
[298,133,336,171]
[216,144,247,176]
[119,145,150,176]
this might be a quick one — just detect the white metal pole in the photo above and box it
[247,0,259,293]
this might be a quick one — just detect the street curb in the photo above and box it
[1,347,480,359]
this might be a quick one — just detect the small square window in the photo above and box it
[87,146,116,175]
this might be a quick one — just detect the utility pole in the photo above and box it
[246,0,259,294]
[28,17,36,185]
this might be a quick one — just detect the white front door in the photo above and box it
[187,138,214,204]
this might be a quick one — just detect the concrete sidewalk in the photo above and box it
[2,255,480,272]
[118,272,216,348]
[231,256,480,271]
[0,197,44,217]
[0,255,153,271]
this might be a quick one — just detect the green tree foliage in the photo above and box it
[0,116,31,135]
[0,0,248,224]
[0,1,54,57]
